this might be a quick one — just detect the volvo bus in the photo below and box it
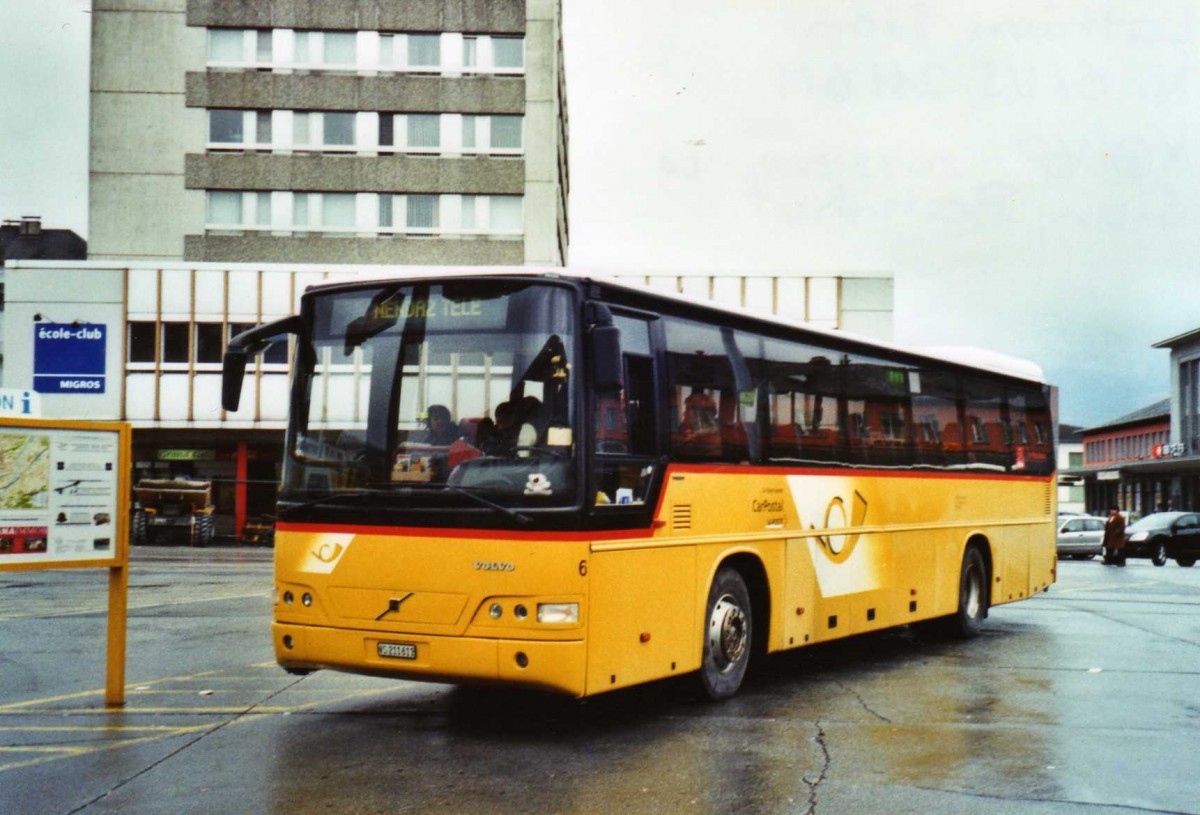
[222,269,1057,700]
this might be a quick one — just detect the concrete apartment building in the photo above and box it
[89,0,569,266]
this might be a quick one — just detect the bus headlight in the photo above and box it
[537,602,579,624]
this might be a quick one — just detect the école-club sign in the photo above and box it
[33,323,107,394]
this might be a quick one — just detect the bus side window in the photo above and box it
[593,313,659,507]
[663,316,746,463]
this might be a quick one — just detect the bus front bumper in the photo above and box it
[272,622,588,697]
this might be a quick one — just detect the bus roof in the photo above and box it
[305,266,1047,385]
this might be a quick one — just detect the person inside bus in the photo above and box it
[479,399,540,455]
[678,389,721,458]
[418,404,460,446]
[517,395,543,449]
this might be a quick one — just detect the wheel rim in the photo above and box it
[964,566,982,619]
[708,594,748,673]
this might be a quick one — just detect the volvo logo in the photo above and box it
[474,561,515,572]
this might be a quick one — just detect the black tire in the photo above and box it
[950,546,989,638]
[131,510,147,546]
[1176,557,1195,568]
[193,514,214,547]
[697,567,753,701]
[1151,540,1168,567]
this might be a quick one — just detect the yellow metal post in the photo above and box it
[105,562,128,706]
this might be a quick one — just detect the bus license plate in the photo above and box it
[377,642,417,660]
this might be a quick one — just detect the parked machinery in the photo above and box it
[131,479,216,546]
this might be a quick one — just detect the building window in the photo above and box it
[461,195,477,230]
[407,114,439,149]
[407,195,438,231]
[490,116,522,150]
[492,37,524,70]
[293,112,311,146]
[408,34,440,67]
[209,110,244,144]
[323,32,357,66]
[255,30,273,64]
[323,112,355,147]
[255,110,272,146]
[293,31,311,66]
[463,36,478,68]
[379,114,394,147]
[490,196,523,233]
[255,192,272,227]
[462,115,477,150]
[207,191,243,228]
[322,193,356,231]
[293,192,310,228]
[195,323,224,364]
[161,323,190,364]
[379,195,394,229]
[128,322,156,363]
[208,29,245,64]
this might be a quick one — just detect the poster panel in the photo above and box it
[0,419,129,570]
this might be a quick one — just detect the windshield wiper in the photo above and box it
[277,483,532,524]
[277,488,390,518]
[368,482,532,525]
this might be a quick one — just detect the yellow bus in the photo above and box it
[223,269,1057,700]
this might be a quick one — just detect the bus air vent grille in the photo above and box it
[672,504,692,530]
[1044,484,1052,516]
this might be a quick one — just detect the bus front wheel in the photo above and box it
[950,546,989,638]
[697,567,753,701]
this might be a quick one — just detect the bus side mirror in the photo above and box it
[221,315,305,412]
[221,349,249,411]
[589,323,623,390]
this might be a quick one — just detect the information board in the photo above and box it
[0,418,129,569]
[33,323,107,394]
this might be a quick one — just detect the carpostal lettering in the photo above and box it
[38,326,104,341]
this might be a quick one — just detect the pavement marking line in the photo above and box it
[0,591,270,620]
[0,706,299,716]
[0,662,424,775]
[0,725,218,774]
[0,725,208,733]
[1049,580,1158,595]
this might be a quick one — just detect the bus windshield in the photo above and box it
[284,279,578,518]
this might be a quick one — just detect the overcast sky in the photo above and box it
[2,1,1198,427]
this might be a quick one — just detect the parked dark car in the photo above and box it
[1123,512,1200,567]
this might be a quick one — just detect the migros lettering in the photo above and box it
[58,379,102,390]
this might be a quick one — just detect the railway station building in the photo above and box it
[1071,327,1200,517]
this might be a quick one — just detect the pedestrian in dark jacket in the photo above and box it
[1102,505,1126,566]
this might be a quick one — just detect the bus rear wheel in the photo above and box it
[950,546,989,638]
[697,567,753,701]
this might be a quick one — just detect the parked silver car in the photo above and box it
[1056,515,1106,559]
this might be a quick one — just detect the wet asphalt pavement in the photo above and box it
[2,548,1198,815]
